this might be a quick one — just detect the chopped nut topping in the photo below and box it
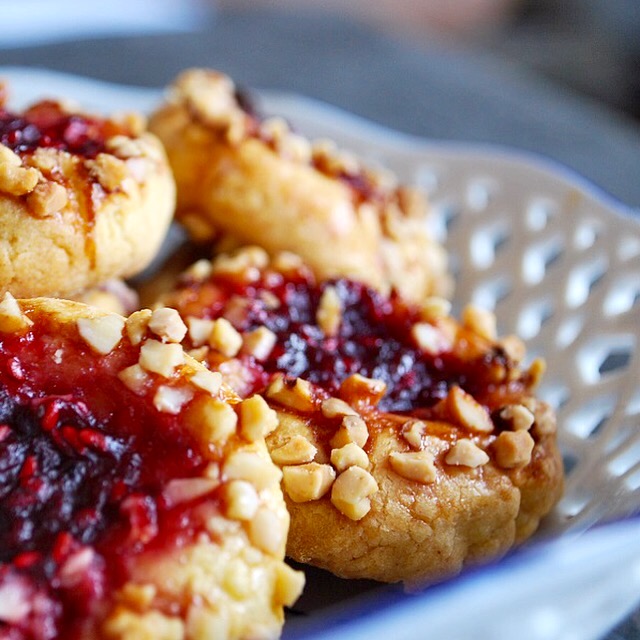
[224,480,259,520]
[190,368,222,395]
[138,339,184,377]
[321,397,358,419]
[266,375,315,413]
[274,564,306,608]
[271,251,304,273]
[527,357,547,387]
[240,395,279,441]
[211,247,269,281]
[162,477,217,508]
[117,364,149,395]
[148,307,187,343]
[447,386,494,433]
[125,309,152,345]
[498,334,526,363]
[0,293,33,333]
[316,286,342,337]
[330,443,369,472]
[117,583,156,610]
[209,318,243,357]
[494,431,535,468]
[331,466,378,521]
[153,385,194,414]
[0,144,39,195]
[186,316,215,347]
[224,450,282,491]
[77,314,125,355]
[282,463,336,502]
[88,153,129,191]
[270,435,317,466]
[524,398,557,435]
[241,326,277,360]
[26,180,67,216]
[190,396,238,445]
[389,450,437,483]
[249,507,285,556]
[183,258,212,281]
[462,304,497,341]
[330,415,369,449]
[402,419,427,450]
[339,373,387,405]
[500,404,535,431]
[411,322,448,355]
[103,607,184,640]
[445,439,490,467]
[419,296,452,321]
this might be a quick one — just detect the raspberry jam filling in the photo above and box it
[0,100,122,159]
[177,269,519,414]
[0,324,211,640]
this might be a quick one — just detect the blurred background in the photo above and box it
[2,0,639,122]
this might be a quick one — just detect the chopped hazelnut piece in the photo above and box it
[26,180,67,216]
[272,251,304,273]
[527,357,547,387]
[411,322,447,355]
[266,375,315,413]
[125,309,152,345]
[462,304,497,341]
[500,404,535,431]
[209,318,243,357]
[186,316,215,347]
[331,466,378,521]
[330,415,369,449]
[153,385,194,414]
[330,443,369,472]
[389,451,437,483]
[211,247,269,280]
[339,373,387,405]
[117,583,156,610]
[241,326,277,360]
[0,144,39,195]
[77,314,125,355]
[270,435,317,466]
[321,397,358,419]
[494,431,535,468]
[139,339,184,377]
[447,386,494,433]
[524,399,557,435]
[148,308,187,343]
[445,439,489,467]
[274,564,306,608]
[282,463,336,502]
[188,396,238,445]
[190,369,222,396]
[0,293,33,333]
[224,450,282,491]
[499,334,526,363]
[162,477,218,508]
[249,507,285,555]
[240,394,279,441]
[419,296,452,321]
[183,258,212,281]
[224,480,260,520]
[117,364,149,395]
[316,286,342,337]
[402,419,426,450]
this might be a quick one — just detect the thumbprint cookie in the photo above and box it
[0,296,303,639]
[156,247,563,586]
[148,68,450,302]
[0,91,175,298]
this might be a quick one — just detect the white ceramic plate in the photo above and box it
[2,67,640,640]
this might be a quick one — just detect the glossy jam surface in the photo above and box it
[0,100,122,159]
[174,269,516,414]
[0,317,210,640]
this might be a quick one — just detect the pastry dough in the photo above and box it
[149,68,450,302]
[0,95,175,298]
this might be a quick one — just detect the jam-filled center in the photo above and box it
[0,101,120,158]
[179,271,511,413]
